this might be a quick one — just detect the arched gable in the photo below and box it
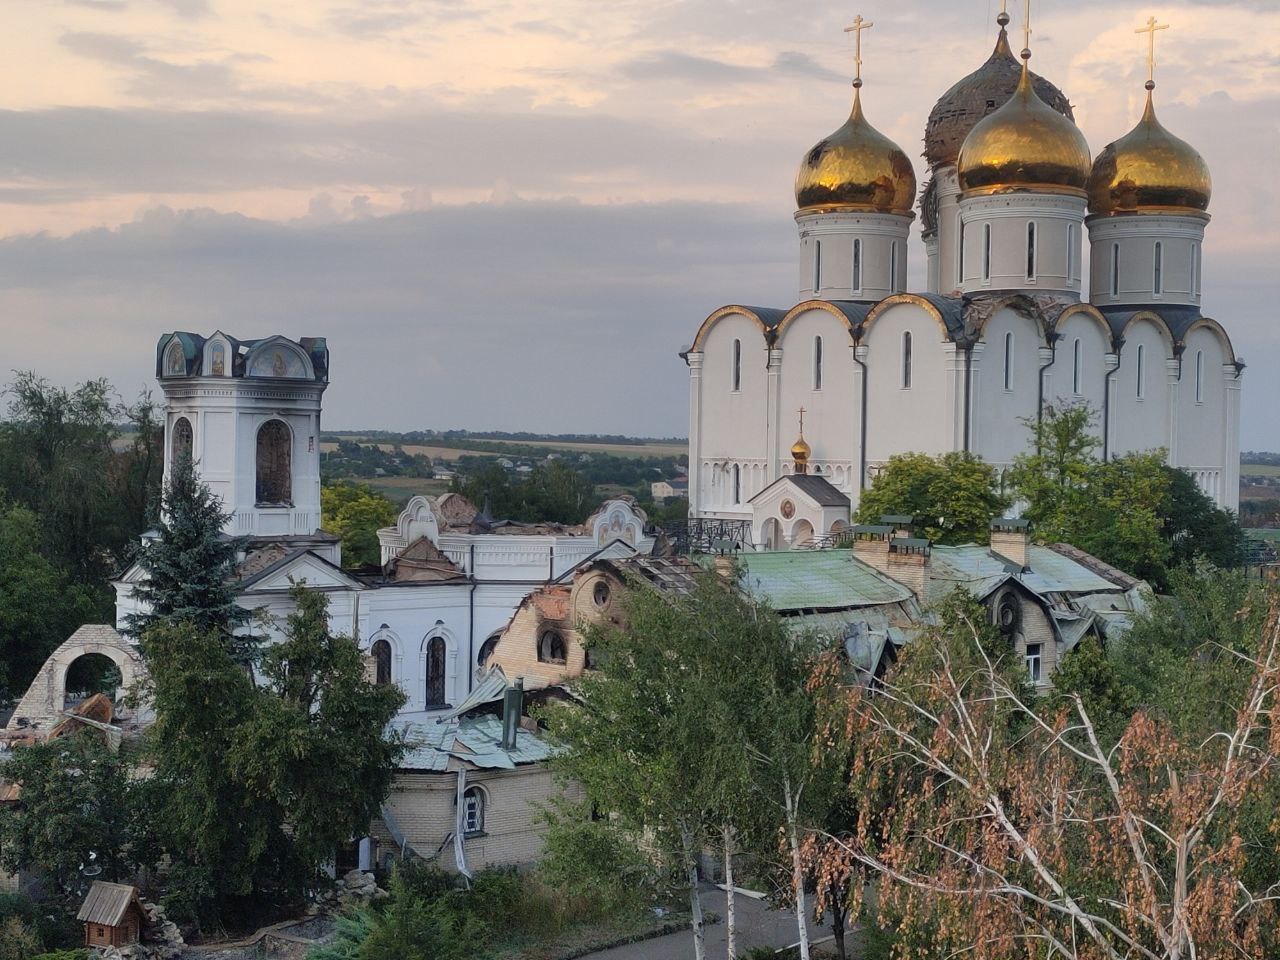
[1180,317,1237,366]
[1054,303,1114,348]
[774,300,859,343]
[965,293,1053,343]
[690,306,778,353]
[245,336,316,380]
[202,331,234,377]
[862,294,952,341]
[1119,311,1176,354]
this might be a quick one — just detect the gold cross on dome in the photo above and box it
[1136,15,1170,86]
[844,14,873,85]
[798,406,807,435]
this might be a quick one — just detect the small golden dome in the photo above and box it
[796,89,917,216]
[791,435,811,474]
[957,63,1091,196]
[1087,90,1211,216]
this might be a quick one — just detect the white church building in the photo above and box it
[685,11,1242,547]
[114,329,654,721]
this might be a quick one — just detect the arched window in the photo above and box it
[372,638,392,686]
[1153,241,1163,295]
[477,633,501,667]
[901,332,913,389]
[1003,332,1014,391]
[1110,243,1120,297]
[538,631,567,664]
[1136,344,1146,399]
[813,335,823,390]
[462,785,486,835]
[255,419,292,505]
[1026,221,1037,281]
[731,339,741,392]
[1072,338,1083,395]
[425,636,446,708]
[732,464,741,504]
[982,224,992,281]
[851,238,862,292]
[889,240,899,288]
[1195,350,1204,403]
[172,416,193,463]
[592,580,611,609]
[813,239,822,291]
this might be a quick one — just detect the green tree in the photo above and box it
[355,872,492,960]
[1162,466,1245,570]
[321,481,399,567]
[125,454,256,662]
[855,451,1008,544]
[0,732,152,893]
[0,504,99,694]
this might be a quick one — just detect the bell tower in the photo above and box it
[155,331,329,539]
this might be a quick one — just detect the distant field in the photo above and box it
[322,435,686,460]
[1241,463,1280,478]
[361,476,452,503]
[320,441,493,462]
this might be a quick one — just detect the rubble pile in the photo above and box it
[309,869,389,915]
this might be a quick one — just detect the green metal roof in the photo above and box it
[736,549,913,611]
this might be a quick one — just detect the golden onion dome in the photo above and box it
[957,61,1091,196]
[795,88,917,216]
[924,19,1073,169]
[1087,88,1211,216]
[791,434,812,473]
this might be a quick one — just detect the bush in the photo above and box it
[536,802,659,914]
[0,917,41,960]
[30,951,91,960]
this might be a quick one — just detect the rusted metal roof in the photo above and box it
[77,881,142,926]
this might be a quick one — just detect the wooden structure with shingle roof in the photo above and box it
[78,881,145,948]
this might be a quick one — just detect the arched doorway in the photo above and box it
[63,653,123,707]
[761,518,782,550]
[790,519,815,549]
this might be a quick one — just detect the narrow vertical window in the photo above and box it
[1003,331,1014,391]
[889,241,899,289]
[1026,643,1043,683]
[372,638,392,686]
[425,636,446,708]
[1072,338,1083,395]
[813,335,823,390]
[733,464,741,504]
[1067,224,1077,281]
[813,239,822,291]
[958,218,966,279]
[982,223,992,281]
[256,419,292,505]
[731,339,741,391]
[852,238,862,293]
[1026,221,1037,281]
[1191,243,1200,297]
[1136,344,1146,399]
[1110,243,1120,297]
[1153,241,1163,295]
[901,331,913,389]
[1195,350,1204,403]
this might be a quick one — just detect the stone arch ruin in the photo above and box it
[7,625,149,733]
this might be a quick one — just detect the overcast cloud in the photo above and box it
[0,0,1276,446]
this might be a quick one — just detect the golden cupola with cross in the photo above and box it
[794,16,915,304]
[1086,18,1211,308]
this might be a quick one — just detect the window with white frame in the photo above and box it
[901,331,913,389]
[732,464,741,504]
[1136,344,1146,399]
[890,240,899,288]
[1026,221,1037,281]
[1110,243,1120,297]
[982,223,992,281]
[852,238,862,293]
[1025,643,1043,683]
[813,239,822,291]
[1195,350,1204,403]
[1067,223,1077,281]
[462,786,485,835]
[1003,331,1014,391]
[1191,243,1201,297]
[813,335,823,390]
[731,339,741,391]
[1153,241,1163,296]
[1072,338,1083,395]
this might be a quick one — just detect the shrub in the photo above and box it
[0,917,41,960]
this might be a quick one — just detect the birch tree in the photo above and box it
[821,592,1280,960]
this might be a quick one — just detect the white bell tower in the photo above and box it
[156,331,329,539]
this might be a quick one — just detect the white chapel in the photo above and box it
[685,9,1242,548]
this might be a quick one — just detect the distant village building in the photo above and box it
[650,476,689,501]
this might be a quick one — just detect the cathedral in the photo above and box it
[685,10,1242,548]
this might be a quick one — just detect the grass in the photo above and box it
[1246,528,1280,542]
[1241,463,1280,478]
[360,476,452,503]
[323,434,685,461]
[496,911,690,960]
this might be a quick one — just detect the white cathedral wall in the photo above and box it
[861,303,956,469]
[1043,312,1111,446]
[696,314,770,516]
[1109,319,1174,458]
[776,309,859,493]
[969,308,1046,468]
[1172,326,1231,504]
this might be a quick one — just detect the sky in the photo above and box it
[1,0,1277,446]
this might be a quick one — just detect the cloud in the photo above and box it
[618,50,843,86]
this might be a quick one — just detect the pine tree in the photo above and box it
[125,453,256,662]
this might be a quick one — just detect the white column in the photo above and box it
[1222,364,1242,512]
[854,344,869,507]
[964,342,985,452]
[687,353,704,517]
[942,340,964,452]
[1038,346,1054,418]
[766,347,783,484]
[1166,357,1181,462]
[1103,353,1120,458]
